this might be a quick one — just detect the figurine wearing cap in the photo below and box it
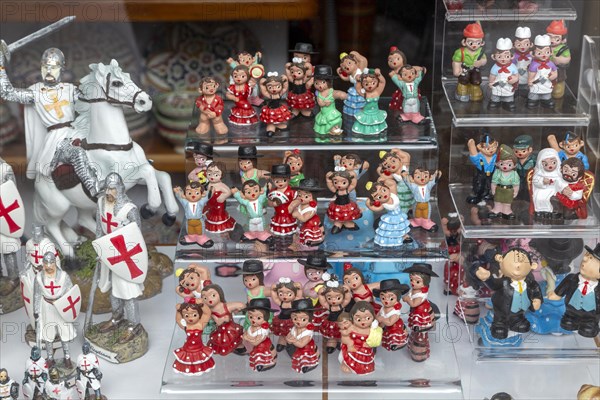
[452,22,487,102]
[547,131,590,171]
[549,244,600,338]
[194,76,227,136]
[292,178,325,248]
[466,134,498,204]
[313,65,347,136]
[488,38,518,111]
[512,135,536,200]
[527,35,558,109]
[187,142,214,184]
[242,298,278,372]
[375,279,410,351]
[237,145,269,184]
[489,145,519,220]
[546,20,571,99]
[267,164,298,239]
[513,27,534,93]
[287,298,320,373]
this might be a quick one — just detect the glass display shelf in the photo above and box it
[448,183,600,239]
[442,0,577,22]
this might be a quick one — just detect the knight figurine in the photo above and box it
[0,369,18,400]
[22,346,47,400]
[76,342,104,400]
[0,157,22,300]
[43,367,76,400]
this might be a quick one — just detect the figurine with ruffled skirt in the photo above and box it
[172,300,215,376]
[366,179,412,246]
[226,65,259,126]
[352,68,387,135]
[337,51,368,116]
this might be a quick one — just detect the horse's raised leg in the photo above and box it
[155,169,178,226]
[136,163,162,219]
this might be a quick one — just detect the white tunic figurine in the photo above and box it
[0,369,18,400]
[22,346,47,400]
[44,367,75,400]
[0,157,22,291]
[532,148,564,220]
[76,342,103,400]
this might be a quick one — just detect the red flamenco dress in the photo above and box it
[208,305,243,356]
[173,328,216,376]
[352,285,382,314]
[269,187,298,236]
[204,191,236,233]
[389,88,421,111]
[407,290,434,332]
[319,309,342,340]
[290,325,320,373]
[271,307,294,337]
[248,324,277,371]
[260,98,292,124]
[228,84,259,125]
[298,203,324,246]
[339,331,375,375]
[287,82,316,111]
[327,192,362,223]
[378,305,408,351]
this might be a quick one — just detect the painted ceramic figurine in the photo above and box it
[548,244,600,338]
[226,50,263,106]
[76,341,104,400]
[201,284,246,356]
[489,145,519,220]
[187,142,214,184]
[292,178,325,248]
[466,134,498,204]
[343,264,381,313]
[488,38,518,111]
[313,65,346,136]
[333,153,370,201]
[527,35,558,109]
[352,68,387,135]
[391,65,426,124]
[289,43,317,74]
[547,131,590,170]
[513,27,533,95]
[554,157,593,219]
[388,47,422,111]
[512,135,536,201]
[239,260,271,305]
[444,243,463,296]
[238,145,269,184]
[204,162,237,236]
[175,264,211,302]
[44,367,75,400]
[452,22,487,102]
[317,274,352,353]
[476,248,543,339]
[337,51,368,116]
[242,298,278,372]
[547,20,571,99]
[325,170,362,234]
[403,166,442,231]
[231,181,272,243]
[174,182,214,248]
[270,277,303,351]
[299,253,330,303]
[226,65,259,126]
[268,164,298,240]
[287,299,320,373]
[365,180,412,246]
[374,279,410,351]
[531,148,562,220]
[376,148,414,213]
[285,60,315,118]
[0,369,18,400]
[172,300,215,376]
[283,149,305,187]
[22,346,47,400]
[338,301,380,375]
[578,384,600,400]
[259,73,291,137]
[195,76,227,135]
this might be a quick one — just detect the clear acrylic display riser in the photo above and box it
[160,260,462,399]
[441,0,578,22]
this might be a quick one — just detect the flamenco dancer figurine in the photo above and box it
[194,76,227,135]
[317,274,352,353]
[333,153,369,201]
[172,300,215,376]
[402,167,442,231]
[226,65,259,126]
[174,182,214,247]
[352,68,387,135]
[175,264,211,302]
[338,301,381,375]
[466,135,498,204]
[298,253,331,303]
[268,164,298,245]
[186,142,214,184]
[204,162,237,238]
[201,284,247,356]
[337,51,368,116]
[283,149,305,187]
[226,50,263,106]
[377,148,414,213]
[242,298,278,372]
[292,178,325,249]
[259,73,292,137]
[388,46,422,112]
[325,170,362,234]
[366,180,412,246]
[488,38,518,112]
[313,65,346,136]
[547,20,571,99]
[452,22,487,102]
[391,65,426,124]
[531,148,562,220]
[238,145,269,184]
[527,35,558,109]
[513,27,533,95]
[375,279,410,351]
[287,299,320,374]
[343,264,381,313]
[231,182,272,243]
[489,145,519,220]
[547,131,590,171]
[285,59,315,118]
[270,277,303,352]
[289,43,317,74]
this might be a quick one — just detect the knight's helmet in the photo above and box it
[103,172,127,201]
[82,341,91,355]
[42,251,57,270]
[41,48,65,68]
[30,345,42,361]
[31,223,45,243]
[48,367,60,384]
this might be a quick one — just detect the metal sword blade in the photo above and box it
[4,16,76,59]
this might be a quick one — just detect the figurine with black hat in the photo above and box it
[241,298,278,372]
[298,252,331,300]
[531,238,583,275]
[286,298,320,373]
[267,164,298,242]
[186,141,215,184]
[374,279,410,351]
[313,65,347,136]
[238,260,272,302]
[289,42,318,74]
[548,244,600,338]
[237,145,269,184]
[291,178,325,248]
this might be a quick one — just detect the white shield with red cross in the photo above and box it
[20,275,36,326]
[53,284,82,323]
[93,222,148,284]
[0,180,24,238]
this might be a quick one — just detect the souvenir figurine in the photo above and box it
[194,76,227,135]
[317,274,352,353]
[452,23,487,102]
[242,298,278,372]
[44,367,76,400]
[376,148,414,213]
[530,237,583,276]
[333,153,369,201]
[489,145,519,220]
[352,68,387,135]
[226,50,263,106]
[76,342,104,400]
[238,145,269,184]
[547,20,571,99]
[174,182,214,248]
[0,369,18,400]
[268,164,298,242]
[554,158,594,219]
[175,264,212,302]
[226,65,259,126]
[476,248,543,339]
[270,277,303,351]
[578,384,600,400]
[391,65,427,124]
[338,301,380,375]
[466,135,498,204]
[313,65,346,136]
[238,259,271,303]
[231,181,272,243]
[186,142,214,184]
[374,279,410,351]
[172,300,215,376]
[298,253,331,302]
[527,35,558,109]
[548,244,600,338]
[34,252,79,368]
[365,180,412,245]
[402,166,442,231]
[204,162,237,236]
[22,346,47,400]
[325,170,362,234]
[292,178,325,248]
[531,148,562,220]
[441,212,462,247]
[289,43,318,74]
[444,243,463,296]
[343,264,381,313]
[388,47,423,111]
[287,299,320,373]
[283,149,305,187]
[259,73,291,137]
[285,60,315,118]
[201,284,247,356]
[547,131,590,170]
[488,38,518,111]
[337,51,368,116]
[512,135,536,200]
[513,27,533,95]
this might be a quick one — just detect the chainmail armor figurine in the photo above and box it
[0,157,19,286]
[22,346,47,400]
[0,368,19,400]
[76,342,104,400]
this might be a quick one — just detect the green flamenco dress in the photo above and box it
[314,90,343,135]
[352,97,387,135]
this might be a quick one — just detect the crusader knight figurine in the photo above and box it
[76,341,104,400]
[22,346,47,400]
[174,182,214,248]
[44,367,75,400]
[0,369,18,400]
[466,135,498,204]
[547,20,571,99]
[527,35,558,109]
[513,27,533,95]
[452,23,487,102]
[547,131,590,171]
[488,38,518,111]
[194,76,227,136]
[0,158,22,308]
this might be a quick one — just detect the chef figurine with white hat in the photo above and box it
[527,34,558,109]
[488,38,518,111]
[512,27,533,95]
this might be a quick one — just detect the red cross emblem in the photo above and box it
[30,366,40,376]
[81,359,91,370]
[107,235,144,279]
[62,295,80,319]
[52,387,61,395]
[21,281,31,304]
[0,197,21,233]
[102,212,118,234]
[44,280,61,296]
[31,249,44,264]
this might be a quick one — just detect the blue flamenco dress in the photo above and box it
[343,72,366,116]
[352,97,387,135]
[374,194,410,247]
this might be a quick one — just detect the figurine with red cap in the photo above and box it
[488,38,518,111]
[512,27,533,95]
[546,20,571,99]
[452,22,487,102]
[527,35,558,109]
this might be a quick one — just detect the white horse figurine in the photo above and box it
[33,59,178,258]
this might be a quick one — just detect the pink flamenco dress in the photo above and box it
[204,191,236,233]
[339,331,375,375]
[378,304,408,351]
[173,328,216,376]
[228,84,259,125]
[248,323,277,371]
[207,305,243,356]
[290,325,320,373]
